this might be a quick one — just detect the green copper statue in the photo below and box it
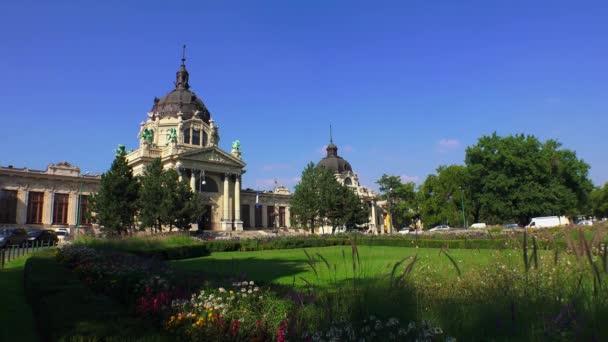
[114,144,126,156]
[231,140,241,151]
[139,128,155,145]
[166,128,177,145]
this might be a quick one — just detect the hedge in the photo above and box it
[24,250,167,342]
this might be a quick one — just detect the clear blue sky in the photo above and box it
[1,0,607,190]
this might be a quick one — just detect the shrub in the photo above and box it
[24,250,167,341]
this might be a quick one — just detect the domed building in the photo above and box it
[125,50,291,231]
[316,131,385,234]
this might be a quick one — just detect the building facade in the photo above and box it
[0,162,99,229]
[315,134,386,234]
[124,54,291,231]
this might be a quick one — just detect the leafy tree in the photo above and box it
[290,163,319,233]
[465,133,593,225]
[138,158,165,232]
[376,174,418,228]
[161,169,205,231]
[418,165,472,228]
[590,183,608,219]
[292,163,370,234]
[88,145,139,235]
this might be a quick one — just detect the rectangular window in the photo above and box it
[79,195,91,226]
[183,128,190,144]
[27,192,44,224]
[267,205,275,228]
[203,132,208,147]
[53,193,69,225]
[255,205,263,228]
[192,129,201,145]
[241,204,250,228]
[0,190,18,224]
[279,206,286,227]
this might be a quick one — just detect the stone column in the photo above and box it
[16,190,27,225]
[286,206,291,228]
[68,193,79,226]
[43,191,54,225]
[234,175,243,231]
[189,169,196,191]
[261,205,268,228]
[249,205,256,229]
[220,174,232,231]
[370,201,377,234]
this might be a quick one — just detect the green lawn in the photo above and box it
[171,245,526,286]
[0,256,38,342]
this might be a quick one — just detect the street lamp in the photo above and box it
[76,171,90,234]
[459,186,467,229]
[389,187,394,235]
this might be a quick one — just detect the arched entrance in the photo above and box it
[198,204,213,230]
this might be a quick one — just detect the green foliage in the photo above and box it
[376,174,419,227]
[89,145,140,235]
[138,158,205,232]
[292,163,369,233]
[591,183,608,218]
[465,133,593,225]
[0,257,38,342]
[24,250,166,341]
[418,165,472,228]
[138,158,165,231]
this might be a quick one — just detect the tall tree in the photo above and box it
[290,163,319,233]
[465,133,593,225]
[88,145,139,235]
[161,169,205,231]
[292,163,370,234]
[138,158,165,232]
[418,165,472,228]
[590,183,608,219]
[376,174,418,228]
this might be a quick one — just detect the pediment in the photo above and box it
[178,147,246,167]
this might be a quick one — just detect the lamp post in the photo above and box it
[389,187,394,235]
[76,172,90,234]
[459,186,467,229]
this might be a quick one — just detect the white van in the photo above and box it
[525,216,570,228]
[470,223,487,229]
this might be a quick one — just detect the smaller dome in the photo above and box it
[316,140,353,174]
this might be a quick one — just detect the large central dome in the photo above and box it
[151,56,211,123]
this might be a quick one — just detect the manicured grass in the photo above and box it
[0,256,39,342]
[171,245,527,286]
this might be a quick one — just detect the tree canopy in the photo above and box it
[88,145,139,235]
[291,163,369,233]
[376,174,418,228]
[465,133,593,225]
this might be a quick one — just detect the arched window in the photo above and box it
[344,177,352,186]
[201,178,219,192]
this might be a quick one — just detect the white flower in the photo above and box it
[219,287,226,293]
[254,287,260,292]
[241,288,246,292]
[242,281,249,286]
[248,289,253,294]
[249,281,255,285]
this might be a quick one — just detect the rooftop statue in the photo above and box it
[114,144,126,157]
[232,140,241,151]
[166,128,177,145]
[139,128,155,145]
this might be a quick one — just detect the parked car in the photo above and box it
[398,227,416,235]
[577,220,593,226]
[503,223,520,229]
[470,223,487,229]
[429,225,450,232]
[27,229,58,244]
[0,228,28,248]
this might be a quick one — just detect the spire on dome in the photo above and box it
[326,124,338,157]
[175,44,190,90]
